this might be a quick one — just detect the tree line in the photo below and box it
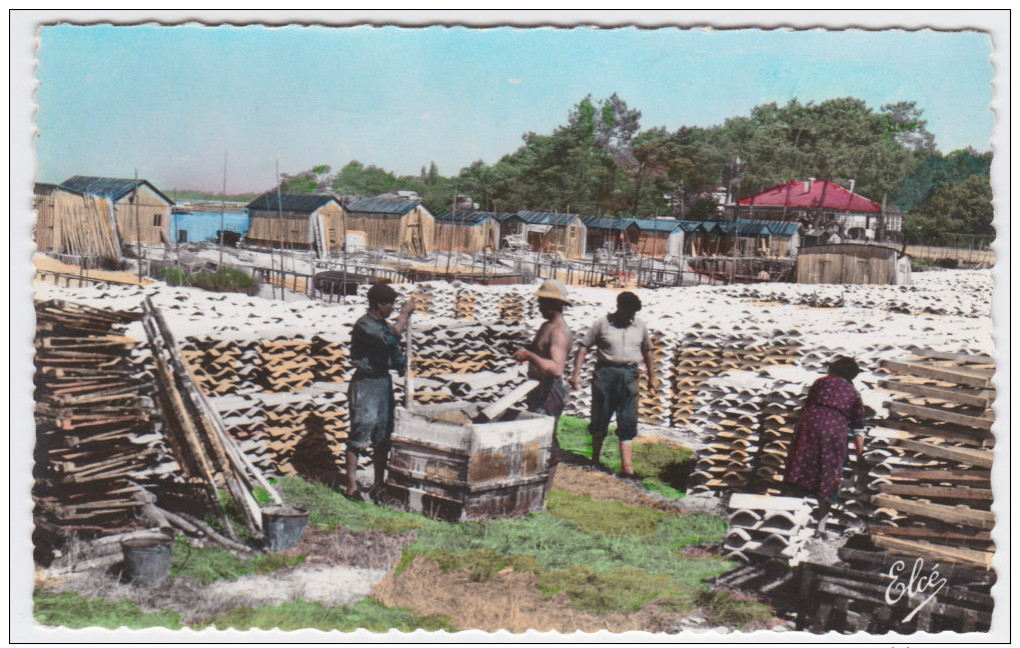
[280,95,993,247]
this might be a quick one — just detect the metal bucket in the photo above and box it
[262,506,309,552]
[120,535,174,586]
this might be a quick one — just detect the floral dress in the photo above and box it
[783,374,864,501]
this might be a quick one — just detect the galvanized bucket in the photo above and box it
[120,535,174,586]
[261,506,309,552]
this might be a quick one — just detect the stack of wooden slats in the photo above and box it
[32,300,185,534]
[866,351,996,572]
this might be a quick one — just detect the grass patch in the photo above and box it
[538,566,690,614]
[426,549,540,581]
[170,537,305,585]
[546,489,662,539]
[691,589,775,628]
[34,589,183,630]
[198,598,454,633]
[276,476,431,534]
[186,268,257,294]
[632,441,694,499]
[406,508,732,590]
[557,416,693,499]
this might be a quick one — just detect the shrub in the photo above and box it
[160,267,187,286]
[186,268,258,294]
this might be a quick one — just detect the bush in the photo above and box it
[160,267,187,286]
[186,268,258,294]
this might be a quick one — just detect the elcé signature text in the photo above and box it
[884,557,948,622]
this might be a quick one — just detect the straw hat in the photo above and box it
[535,279,571,305]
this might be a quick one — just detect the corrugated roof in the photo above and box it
[739,179,881,213]
[629,218,682,234]
[347,197,419,215]
[511,211,582,226]
[61,176,174,205]
[766,222,801,238]
[582,216,632,231]
[247,193,339,213]
[433,210,496,225]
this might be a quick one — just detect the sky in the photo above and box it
[32,14,997,195]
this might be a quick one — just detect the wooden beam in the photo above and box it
[894,438,994,468]
[477,380,539,422]
[868,525,993,544]
[876,419,991,447]
[880,484,993,501]
[872,494,996,530]
[871,534,994,570]
[911,349,994,365]
[888,402,994,430]
[881,360,992,388]
[879,379,995,408]
[887,468,991,486]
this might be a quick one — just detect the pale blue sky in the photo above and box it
[35,23,995,194]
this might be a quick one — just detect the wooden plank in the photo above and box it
[868,525,993,544]
[888,402,994,430]
[477,380,539,422]
[871,534,994,570]
[887,468,991,486]
[876,419,991,447]
[872,494,995,530]
[881,360,991,388]
[912,349,994,365]
[878,379,994,408]
[880,484,993,501]
[895,438,994,468]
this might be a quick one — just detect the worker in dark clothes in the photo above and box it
[512,279,572,457]
[783,356,866,532]
[346,281,415,501]
[570,291,657,478]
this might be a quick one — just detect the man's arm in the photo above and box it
[513,326,569,379]
[569,346,587,391]
[642,347,658,390]
[393,297,416,336]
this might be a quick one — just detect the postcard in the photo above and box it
[11,9,1009,643]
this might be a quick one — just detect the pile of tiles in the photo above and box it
[715,270,992,319]
[724,493,814,565]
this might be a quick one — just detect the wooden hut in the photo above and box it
[737,179,899,243]
[34,183,120,261]
[60,176,174,246]
[685,219,799,258]
[796,243,911,285]
[501,212,586,259]
[345,197,435,256]
[245,193,345,256]
[582,216,632,255]
[627,219,685,259]
[432,211,500,254]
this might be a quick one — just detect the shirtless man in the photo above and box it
[512,279,572,452]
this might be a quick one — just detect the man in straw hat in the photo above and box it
[570,291,657,478]
[513,279,572,454]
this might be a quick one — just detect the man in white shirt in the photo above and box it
[569,291,657,477]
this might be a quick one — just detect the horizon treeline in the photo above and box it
[266,95,993,246]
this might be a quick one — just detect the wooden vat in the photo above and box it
[385,406,555,521]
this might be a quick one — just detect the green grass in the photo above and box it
[170,536,305,585]
[401,497,734,616]
[33,590,183,630]
[557,415,692,499]
[547,489,663,538]
[197,599,454,633]
[276,476,432,534]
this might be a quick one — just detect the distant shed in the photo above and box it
[582,216,632,255]
[502,211,586,259]
[34,183,120,260]
[346,197,435,256]
[433,211,500,254]
[795,243,910,285]
[627,218,684,259]
[246,193,346,256]
[60,175,174,246]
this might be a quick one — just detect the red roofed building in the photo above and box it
[736,178,901,244]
